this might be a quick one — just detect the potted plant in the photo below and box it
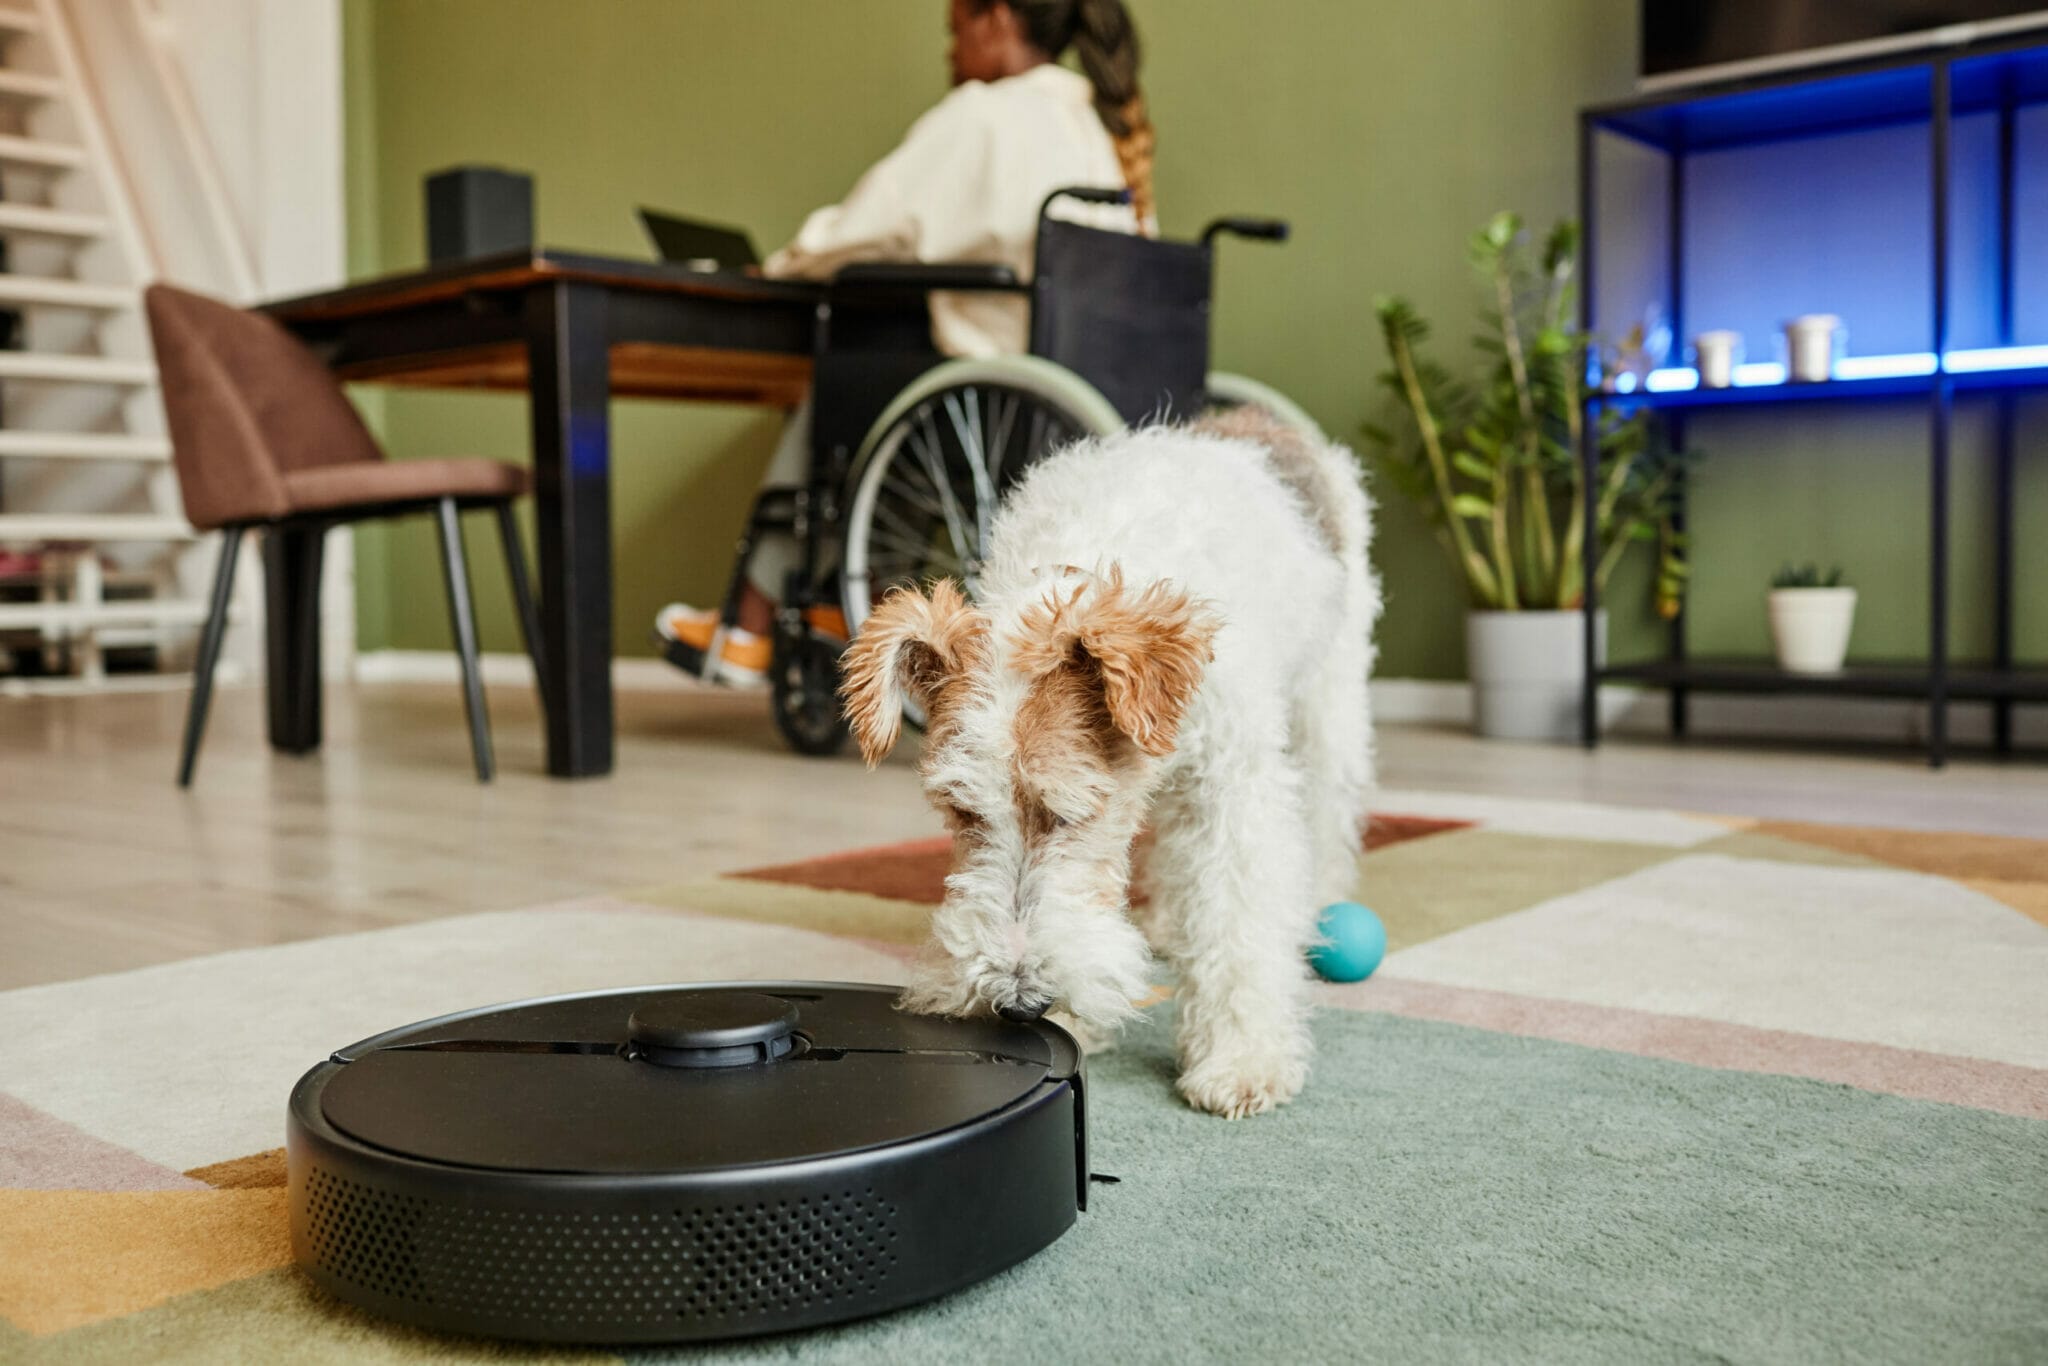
[1768,563,1855,673]
[1366,212,1689,741]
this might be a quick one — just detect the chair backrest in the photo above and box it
[1028,219,1213,424]
[144,283,384,529]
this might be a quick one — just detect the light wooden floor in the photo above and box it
[2,680,2043,991]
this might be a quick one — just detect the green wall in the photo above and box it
[344,0,2045,678]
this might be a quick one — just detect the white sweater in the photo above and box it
[762,64,1135,358]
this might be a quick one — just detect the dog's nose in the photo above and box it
[997,1000,1047,1023]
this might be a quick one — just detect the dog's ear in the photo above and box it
[840,579,985,766]
[1014,568,1220,758]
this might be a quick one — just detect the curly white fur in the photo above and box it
[844,416,1379,1118]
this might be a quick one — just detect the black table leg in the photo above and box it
[526,281,613,778]
[264,522,325,754]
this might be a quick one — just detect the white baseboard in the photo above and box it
[353,651,2046,748]
[355,650,702,692]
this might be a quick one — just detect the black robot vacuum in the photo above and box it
[286,982,1087,1344]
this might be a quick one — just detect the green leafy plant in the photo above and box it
[1365,212,1690,617]
[1771,562,1846,589]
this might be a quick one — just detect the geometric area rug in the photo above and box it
[2,789,2044,1363]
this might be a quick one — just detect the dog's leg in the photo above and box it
[1149,751,1317,1119]
[1295,621,1376,908]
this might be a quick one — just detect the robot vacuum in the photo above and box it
[286,982,1087,1344]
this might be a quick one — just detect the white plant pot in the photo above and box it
[1465,609,1606,743]
[1769,587,1857,673]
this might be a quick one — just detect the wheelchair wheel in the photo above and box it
[770,622,850,757]
[842,356,1122,635]
[1205,371,1324,440]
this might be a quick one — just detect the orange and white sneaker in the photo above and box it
[654,603,769,687]
[805,603,849,641]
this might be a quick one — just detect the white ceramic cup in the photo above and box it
[1784,314,1843,383]
[1693,330,1742,388]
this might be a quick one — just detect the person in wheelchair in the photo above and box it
[655,0,1153,685]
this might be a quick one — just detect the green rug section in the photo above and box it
[26,1009,2040,1364]
[621,1007,2046,1366]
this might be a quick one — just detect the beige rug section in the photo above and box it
[0,900,907,1174]
[1384,853,2048,1069]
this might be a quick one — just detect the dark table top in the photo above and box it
[264,247,822,321]
[264,248,820,407]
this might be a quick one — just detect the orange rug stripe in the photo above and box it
[734,813,1473,905]
[185,1148,288,1191]
[0,1186,290,1334]
[1751,820,2048,883]
[1964,878,2048,929]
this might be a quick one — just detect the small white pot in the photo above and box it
[1784,314,1843,383]
[1465,609,1606,743]
[1768,587,1857,673]
[1693,330,1743,388]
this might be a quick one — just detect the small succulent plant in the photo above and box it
[1772,562,1846,590]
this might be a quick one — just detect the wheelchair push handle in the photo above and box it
[1037,184,1133,226]
[1202,216,1290,246]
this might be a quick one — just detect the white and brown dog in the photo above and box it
[842,410,1378,1118]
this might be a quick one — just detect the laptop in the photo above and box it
[637,207,761,272]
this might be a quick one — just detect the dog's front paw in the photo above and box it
[1175,1041,1306,1119]
[896,952,982,1019]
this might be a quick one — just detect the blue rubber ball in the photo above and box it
[1309,901,1386,983]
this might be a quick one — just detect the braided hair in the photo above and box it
[973,0,1157,233]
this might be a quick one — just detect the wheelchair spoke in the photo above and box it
[880,466,948,523]
[868,524,960,572]
[891,440,948,502]
[870,498,927,547]
[941,389,997,551]
[986,390,1020,485]
[910,403,978,569]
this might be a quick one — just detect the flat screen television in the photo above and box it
[1642,1,2048,87]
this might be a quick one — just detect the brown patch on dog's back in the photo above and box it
[1188,407,1345,555]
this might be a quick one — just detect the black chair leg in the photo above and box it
[178,526,244,787]
[495,501,549,722]
[434,497,494,782]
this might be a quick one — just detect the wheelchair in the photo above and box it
[664,186,1320,756]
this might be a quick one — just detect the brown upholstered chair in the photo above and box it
[145,282,545,786]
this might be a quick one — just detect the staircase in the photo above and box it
[0,0,199,689]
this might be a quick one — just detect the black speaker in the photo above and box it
[424,166,533,264]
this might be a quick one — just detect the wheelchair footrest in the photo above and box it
[653,630,710,680]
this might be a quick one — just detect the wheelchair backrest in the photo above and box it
[1029,218,1212,425]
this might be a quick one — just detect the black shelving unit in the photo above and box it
[1577,33,2048,767]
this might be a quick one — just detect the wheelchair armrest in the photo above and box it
[828,262,1024,296]
[1202,216,1290,246]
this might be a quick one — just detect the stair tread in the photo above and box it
[0,133,83,166]
[0,513,194,542]
[0,599,209,627]
[0,430,171,458]
[0,69,63,99]
[0,351,156,383]
[0,202,109,237]
[0,275,134,307]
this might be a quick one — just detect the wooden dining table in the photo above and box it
[267,249,825,778]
